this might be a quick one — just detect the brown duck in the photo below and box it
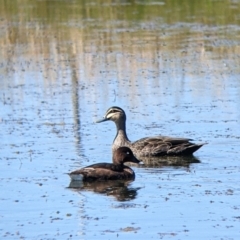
[68,147,140,181]
[96,106,205,157]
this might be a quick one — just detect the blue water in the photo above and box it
[1,0,240,239]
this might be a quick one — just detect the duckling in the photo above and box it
[68,147,140,181]
[96,106,205,157]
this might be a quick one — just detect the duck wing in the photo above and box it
[69,163,124,181]
[132,136,204,156]
[70,163,117,175]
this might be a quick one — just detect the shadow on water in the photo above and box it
[138,155,200,168]
[68,180,141,201]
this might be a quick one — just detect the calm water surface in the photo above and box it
[1,0,240,239]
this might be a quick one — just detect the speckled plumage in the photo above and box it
[96,106,205,157]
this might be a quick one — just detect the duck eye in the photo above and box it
[126,151,130,155]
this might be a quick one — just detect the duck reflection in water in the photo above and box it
[139,155,201,168]
[68,180,140,201]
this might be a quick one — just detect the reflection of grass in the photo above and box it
[1,0,239,91]
[1,0,239,51]
[1,0,239,25]
[1,0,239,57]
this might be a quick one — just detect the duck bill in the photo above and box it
[96,117,109,123]
[131,156,141,164]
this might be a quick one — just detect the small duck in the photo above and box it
[96,106,205,157]
[68,147,140,181]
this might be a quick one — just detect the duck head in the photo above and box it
[113,146,140,165]
[96,106,126,123]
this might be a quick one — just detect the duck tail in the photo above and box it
[182,143,207,155]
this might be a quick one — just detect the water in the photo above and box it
[0,0,240,239]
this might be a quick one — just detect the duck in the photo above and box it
[68,146,140,181]
[96,106,205,157]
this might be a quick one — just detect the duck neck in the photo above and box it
[114,118,130,143]
[112,161,124,171]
